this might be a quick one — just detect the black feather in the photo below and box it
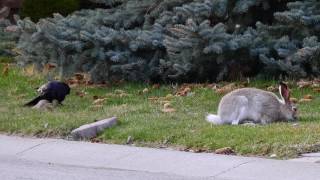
[24,81,70,107]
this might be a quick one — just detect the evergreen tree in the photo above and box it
[0,17,19,57]
[15,0,320,82]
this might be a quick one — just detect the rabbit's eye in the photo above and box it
[292,107,297,112]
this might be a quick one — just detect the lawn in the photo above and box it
[1,63,320,159]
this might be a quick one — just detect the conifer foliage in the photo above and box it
[0,18,19,57]
[15,0,320,82]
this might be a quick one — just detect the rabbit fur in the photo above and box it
[206,82,297,125]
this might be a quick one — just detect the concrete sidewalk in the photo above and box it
[0,135,319,180]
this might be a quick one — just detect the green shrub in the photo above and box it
[21,0,80,22]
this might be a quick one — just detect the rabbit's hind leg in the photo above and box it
[231,96,249,125]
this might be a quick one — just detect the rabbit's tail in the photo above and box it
[206,114,223,125]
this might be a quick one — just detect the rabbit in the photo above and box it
[206,82,297,125]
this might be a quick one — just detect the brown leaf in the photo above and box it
[44,63,56,71]
[159,100,171,105]
[162,102,176,113]
[266,85,277,92]
[74,73,84,81]
[297,79,313,88]
[162,108,176,113]
[93,95,106,100]
[215,83,239,95]
[174,84,206,97]
[152,84,161,89]
[93,98,107,105]
[215,147,235,155]
[207,83,218,89]
[299,98,312,103]
[90,138,102,143]
[67,79,78,85]
[119,93,129,97]
[303,94,313,100]
[176,87,192,96]
[290,97,298,103]
[163,102,172,109]
[75,91,86,97]
[313,88,320,93]
[142,88,149,94]
[114,89,125,94]
[23,64,35,76]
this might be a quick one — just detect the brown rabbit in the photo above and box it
[206,82,297,125]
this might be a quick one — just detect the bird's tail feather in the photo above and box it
[24,96,43,107]
[206,114,223,125]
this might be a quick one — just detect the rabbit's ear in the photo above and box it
[279,82,290,103]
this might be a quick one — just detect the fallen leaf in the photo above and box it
[93,98,107,105]
[270,154,277,158]
[207,83,218,89]
[299,98,312,103]
[43,63,56,74]
[290,97,298,103]
[303,94,313,100]
[23,64,35,76]
[313,88,320,93]
[189,148,207,153]
[86,80,94,85]
[163,102,172,109]
[215,147,235,155]
[152,84,161,89]
[292,123,299,127]
[215,83,240,95]
[74,73,84,81]
[266,85,277,92]
[115,89,125,94]
[162,102,176,113]
[162,108,176,113]
[297,79,312,88]
[176,87,192,96]
[142,88,149,94]
[93,95,99,100]
[67,79,78,85]
[75,91,86,97]
[159,100,171,105]
[90,138,102,143]
[119,93,129,97]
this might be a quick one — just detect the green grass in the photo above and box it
[1,63,320,159]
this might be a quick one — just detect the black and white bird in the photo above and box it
[24,81,70,106]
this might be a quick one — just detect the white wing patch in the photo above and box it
[37,83,48,94]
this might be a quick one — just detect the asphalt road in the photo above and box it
[1,135,319,180]
[0,155,202,180]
